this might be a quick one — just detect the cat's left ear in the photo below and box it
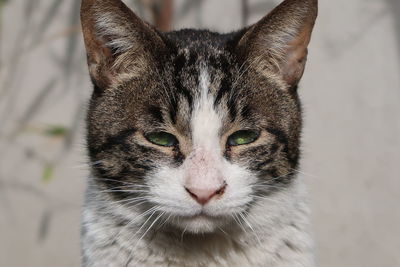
[81,0,166,91]
[236,0,318,89]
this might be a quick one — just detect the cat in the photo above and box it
[80,0,318,266]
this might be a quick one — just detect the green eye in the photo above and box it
[227,130,259,146]
[146,132,178,147]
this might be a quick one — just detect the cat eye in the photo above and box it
[146,132,178,147]
[227,130,259,146]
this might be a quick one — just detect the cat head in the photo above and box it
[81,0,317,233]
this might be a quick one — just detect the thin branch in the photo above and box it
[142,0,173,31]
[241,0,249,27]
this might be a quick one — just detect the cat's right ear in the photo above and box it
[81,0,166,91]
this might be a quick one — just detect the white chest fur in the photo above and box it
[81,177,314,267]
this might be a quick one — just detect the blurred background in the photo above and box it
[0,0,399,266]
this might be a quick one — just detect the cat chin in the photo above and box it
[170,214,230,234]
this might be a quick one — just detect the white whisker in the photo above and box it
[135,211,165,248]
[232,213,247,235]
[180,225,188,243]
[123,209,160,265]
[239,211,262,246]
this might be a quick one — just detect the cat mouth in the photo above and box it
[181,210,227,220]
[186,212,211,219]
[171,211,230,233]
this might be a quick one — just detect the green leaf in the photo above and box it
[0,0,9,23]
[42,164,54,183]
[0,0,9,6]
[44,125,68,137]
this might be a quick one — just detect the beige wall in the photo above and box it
[1,0,399,266]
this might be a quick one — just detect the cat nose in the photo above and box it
[185,183,227,205]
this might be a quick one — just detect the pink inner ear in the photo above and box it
[281,46,308,86]
[280,28,311,86]
[183,148,225,193]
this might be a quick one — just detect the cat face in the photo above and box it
[82,0,317,233]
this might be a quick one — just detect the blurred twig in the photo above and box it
[241,0,249,27]
[63,0,81,86]
[154,0,173,31]
[141,0,173,31]
[175,0,203,27]
[30,0,64,47]
[0,0,85,187]
[386,0,400,64]
[0,179,78,208]
[10,79,58,138]
[0,0,9,66]
[324,7,388,58]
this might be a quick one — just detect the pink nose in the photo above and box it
[185,183,227,205]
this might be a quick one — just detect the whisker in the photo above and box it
[232,213,247,235]
[73,160,104,169]
[110,196,149,205]
[158,213,173,230]
[95,189,149,194]
[92,178,151,188]
[250,195,287,205]
[217,226,229,237]
[180,225,188,243]
[86,184,150,194]
[114,206,160,259]
[289,168,317,179]
[91,200,148,216]
[251,183,288,190]
[135,211,165,248]
[124,209,160,265]
[239,211,262,246]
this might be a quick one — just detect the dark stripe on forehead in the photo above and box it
[227,96,238,122]
[187,51,198,66]
[219,56,238,121]
[169,102,177,124]
[240,104,253,119]
[177,86,193,108]
[214,74,230,106]
[172,53,194,111]
[214,55,233,106]
[148,105,164,123]
[173,52,186,69]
